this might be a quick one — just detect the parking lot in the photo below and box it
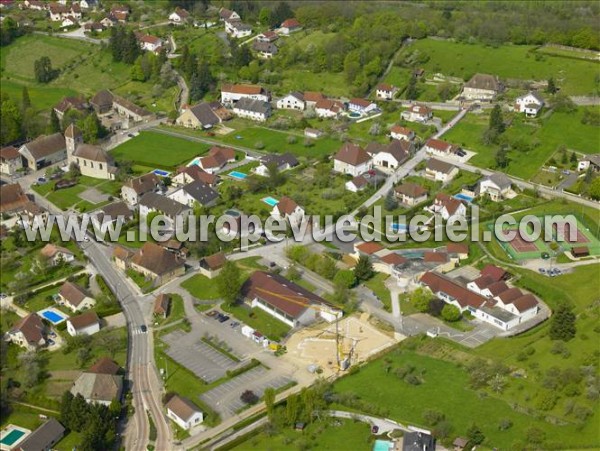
[200,366,293,418]
[162,330,240,383]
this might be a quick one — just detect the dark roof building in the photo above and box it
[16,419,65,451]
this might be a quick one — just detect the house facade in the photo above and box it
[333,143,371,177]
[129,242,186,286]
[232,98,272,121]
[19,133,67,170]
[515,92,544,117]
[348,98,378,114]
[0,146,23,175]
[395,182,428,206]
[166,395,204,430]
[67,311,101,337]
[121,173,162,205]
[58,281,96,312]
[375,83,397,100]
[176,102,222,129]
[7,314,46,351]
[479,173,512,201]
[390,125,415,142]
[276,92,305,110]
[168,180,219,208]
[462,73,502,101]
[401,104,432,122]
[271,196,305,227]
[425,158,458,182]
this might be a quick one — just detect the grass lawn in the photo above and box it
[180,274,221,301]
[400,38,600,95]
[111,131,211,168]
[231,418,373,451]
[364,273,391,311]
[0,79,78,112]
[221,302,291,342]
[219,126,342,159]
[126,269,154,293]
[333,348,590,449]
[445,108,599,180]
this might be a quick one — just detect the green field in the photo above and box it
[231,418,373,451]
[0,35,174,113]
[111,131,211,168]
[397,38,600,95]
[444,108,600,179]
[180,274,221,301]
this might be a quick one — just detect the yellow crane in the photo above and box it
[254,287,351,370]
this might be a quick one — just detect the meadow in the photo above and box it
[110,131,211,168]
[395,38,600,96]
[444,107,600,179]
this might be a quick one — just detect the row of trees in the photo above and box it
[109,26,142,64]
[179,45,216,102]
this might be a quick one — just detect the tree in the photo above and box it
[333,269,356,289]
[552,93,576,113]
[466,424,485,445]
[0,96,22,145]
[546,77,557,94]
[78,113,105,144]
[259,7,272,26]
[409,288,432,313]
[216,261,242,306]
[264,387,276,421]
[441,304,461,322]
[405,76,418,100]
[354,255,373,281]
[286,265,301,281]
[384,190,398,211]
[21,87,31,112]
[549,303,576,341]
[570,151,577,164]
[48,108,61,134]
[588,177,600,200]
[495,146,509,168]
[272,1,293,27]
[489,104,505,134]
[285,393,299,425]
[240,390,259,405]
[316,257,337,280]
[34,56,57,83]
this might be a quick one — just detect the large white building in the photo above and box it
[220,84,269,105]
[333,143,371,177]
[166,395,204,430]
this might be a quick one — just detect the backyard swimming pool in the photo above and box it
[0,425,30,449]
[38,308,67,325]
[262,197,279,207]
[188,157,201,167]
[229,171,247,180]
[348,112,361,118]
[390,223,409,232]
[152,169,170,177]
[399,250,425,259]
[454,193,474,203]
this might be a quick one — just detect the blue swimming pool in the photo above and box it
[373,440,393,451]
[153,169,170,177]
[39,309,67,325]
[454,193,474,203]
[400,250,425,259]
[188,157,201,167]
[390,223,408,232]
[262,197,279,207]
[348,112,361,118]
[229,171,247,180]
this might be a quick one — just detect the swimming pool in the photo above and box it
[38,308,67,325]
[400,250,425,259]
[454,193,474,203]
[152,169,170,177]
[0,425,30,448]
[390,223,409,232]
[262,197,279,207]
[373,440,394,451]
[348,112,361,118]
[187,157,201,167]
[229,171,247,180]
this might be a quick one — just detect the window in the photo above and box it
[84,160,87,166]
[99,163,103,170]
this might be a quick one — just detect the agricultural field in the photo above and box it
[393,38,600,96]
[0,34,175,114]
[110,131,211,168]
[444,107,600,179]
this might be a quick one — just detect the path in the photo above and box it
[12,401,60,415]
[368,39,408,98]
[33,29,106,45]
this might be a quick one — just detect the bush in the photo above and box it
[255,141,265,150]
[441,304,461,322]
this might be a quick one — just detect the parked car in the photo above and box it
[206,310,218,317]
[371,425,379,434]
[47,339,55,345]
[218,315,230,323]
[0,293,6,299]
[140,325,147,333]
[538,268,546,273]
[37,177,47,184]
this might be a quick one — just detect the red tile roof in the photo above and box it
[356,241,384,255]
[511,294,538,312]
[276,196,299,215]
[221,83,264,95]
[380,253,408,266]
[11,313,44,345]
[481,264,508,282]
[89,357,120,375]
[423,251,449,263]
[447,243,469,255]
[334,143,370,166]
[281,18,300,28]
[420,272,488,310]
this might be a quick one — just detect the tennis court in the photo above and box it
[551,217,600,255]
[489,224,551,260]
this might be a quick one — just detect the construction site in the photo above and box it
[284,314,399,377]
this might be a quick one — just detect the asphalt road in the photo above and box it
[81,241,171,451]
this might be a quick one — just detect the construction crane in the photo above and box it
[254,287,351,370]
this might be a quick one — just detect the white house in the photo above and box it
[479,173,512,201]
[577,155,600,172]
[401,104,432,122]
[138,34,163,54]
[279,18,302,35]
[61,16,77,27]
[242,271,342,328]
[333,143,371,177]
[254,153,299,177]
[225,19,252,38]
[166,395,204,430]
[315,99,344,118]
[271,196,304,227]
[0,146,23,175]
[345,175,369,193]
[67,311,101,337]
[58,282,96,313]
[220,84,269,104]
[167,180,219,208]
[348,98,378,115]
[424,138,455,158]
[138,192,192,226]
[169,7,189,24]
[515,92,544,117]
[40,244,75,265]
[367,140,412,171]
[425,158,458,182]
[7,314,46,351]
[219,7,240,22]
[121,173,163,206]
[390,125,415,142]
[375,83,397,100]
[462,73,502,101]
[196,146,236,174]
[233,98,271,122]
[431,193,467,221]
[276,92,305,111]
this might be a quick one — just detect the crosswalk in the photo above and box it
[132,329,148,336]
